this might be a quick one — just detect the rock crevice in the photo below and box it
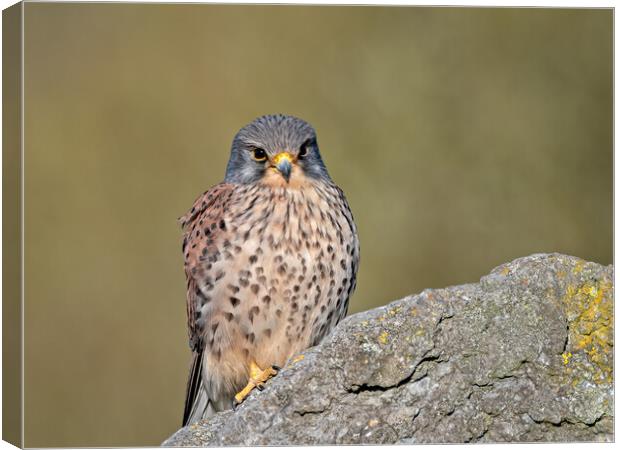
[163,253,613,445]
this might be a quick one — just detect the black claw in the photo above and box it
[232,400,239,411]
[256,384,265,391]
[272,365,281,371]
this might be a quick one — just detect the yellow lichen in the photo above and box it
[572,260,585,274]
[501,267,510,276]
[367,419,379,427]
[291,354,305,364]
[378,331,389,345]
[562,352,572,365]
[388,306,402,316]
[562,275,613,384]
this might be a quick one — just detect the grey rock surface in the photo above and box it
[163,253,613,445]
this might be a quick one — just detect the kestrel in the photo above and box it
[180,114,360,425]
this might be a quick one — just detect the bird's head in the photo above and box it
[224,114,331,186]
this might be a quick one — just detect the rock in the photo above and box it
[163,253,613,445]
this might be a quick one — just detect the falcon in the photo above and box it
[180,114,360,425]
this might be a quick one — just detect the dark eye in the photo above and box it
[251,148,267,161]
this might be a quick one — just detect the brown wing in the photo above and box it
[180,183,236,424]
[180,182,236,352]
[331,184,360,320]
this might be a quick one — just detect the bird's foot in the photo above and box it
[233,362,279,409]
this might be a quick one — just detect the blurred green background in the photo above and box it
[22,3,612,447]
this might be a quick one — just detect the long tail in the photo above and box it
[182,350,213,426]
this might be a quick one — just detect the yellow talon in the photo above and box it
[234,361,278,406]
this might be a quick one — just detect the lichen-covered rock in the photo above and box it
[163,254,613,445]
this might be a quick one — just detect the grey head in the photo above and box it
[224,114,331,184]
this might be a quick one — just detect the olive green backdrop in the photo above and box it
[22,3,612,447]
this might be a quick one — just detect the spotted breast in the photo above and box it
[181,177,359,422]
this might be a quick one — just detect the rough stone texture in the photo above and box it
[163,253,613,445]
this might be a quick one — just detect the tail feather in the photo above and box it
[183,351,212,426]
[184,384,212,426]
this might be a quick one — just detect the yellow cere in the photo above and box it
[273,152,293,164]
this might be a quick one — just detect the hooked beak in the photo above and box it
[273,152,293,182]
